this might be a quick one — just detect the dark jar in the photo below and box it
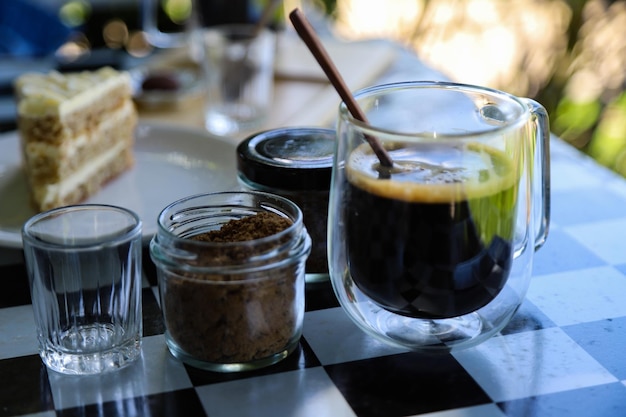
[237,127,334,283]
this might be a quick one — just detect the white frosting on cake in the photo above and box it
[15,67,131,118]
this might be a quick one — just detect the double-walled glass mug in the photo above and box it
[329,81,550,352]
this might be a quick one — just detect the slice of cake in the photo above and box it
[14,67,137,212]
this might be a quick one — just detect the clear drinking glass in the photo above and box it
[22,205,143,374]
[329,81,550,352]
[196,24,276,137]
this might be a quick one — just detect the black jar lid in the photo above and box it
[237,127,335,191]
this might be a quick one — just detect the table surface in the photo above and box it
[2,42,626,417]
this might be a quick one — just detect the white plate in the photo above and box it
[0,123,239,248]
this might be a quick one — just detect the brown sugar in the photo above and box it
[161,211,304,365]
[185,212,294,267]
[192,212,292,242]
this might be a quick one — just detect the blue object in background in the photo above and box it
[0,0,71,57]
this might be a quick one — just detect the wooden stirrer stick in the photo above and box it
[288,8,394,168]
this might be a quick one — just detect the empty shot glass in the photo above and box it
[22,204,143,375]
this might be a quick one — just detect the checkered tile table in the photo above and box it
[2,136,626,417]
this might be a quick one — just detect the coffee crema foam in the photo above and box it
[346,142,518,203]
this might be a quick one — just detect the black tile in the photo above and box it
[57,388,207,417]
[305,279,339,311]
[498,382,626,417]
[185,338,321,387]
[0,355,54,417]
[563,316,626,380]
[325,352,491,417]
[143,247,159,287]
[0,263,32,308]
[142,287,165,337]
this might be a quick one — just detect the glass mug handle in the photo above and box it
[522,98,551,251]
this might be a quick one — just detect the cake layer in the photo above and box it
[32,139,134,212]
[22,100,136,183]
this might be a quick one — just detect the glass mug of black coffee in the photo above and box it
[328,81,550,352]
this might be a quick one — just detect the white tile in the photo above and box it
[526,266,626,326]
[0,304,38,359]
[303,307,407,365]
[550,158,605,192]
[196,367,356,417]
[564,219,626,265]
[454,327,617,401]
[136,334,194,395]
[606,178,626,201]
[548,139,618,190]
[48,334,192,409]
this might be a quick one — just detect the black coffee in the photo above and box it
[345,143,518,319]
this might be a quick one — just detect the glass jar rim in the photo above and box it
[21,204,142,250]
[150,191,311,276]
[150,230,311,281]
[155,191,303,244]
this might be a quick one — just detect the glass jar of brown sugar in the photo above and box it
[237,127,334,284]
[150,191,311,372]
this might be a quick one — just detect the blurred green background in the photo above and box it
[321,0,626,177]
